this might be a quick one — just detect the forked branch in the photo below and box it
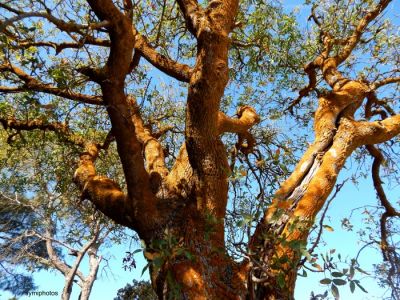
[218,106,260,153]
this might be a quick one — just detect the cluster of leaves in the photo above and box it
[114,279,157,300]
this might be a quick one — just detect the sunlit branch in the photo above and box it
[127,95,169,179]
[354,114,400,145]
[73,143,133,228]
[218,106,260,154]
[371,76,400,90]
[335,0,392,65]
[132,29,192,82]
[287,62,318,113]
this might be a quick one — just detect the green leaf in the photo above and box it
[298,269,307,277]
[333,279,347,286]
[350,281,355,293]
[277,273,285,288]
[320,278,332,285]
[355,281,368,293]
[236,220,245,227]
[132,249,142,254]
[141,263,150,277]
[331,284,340,299]
[184,250,194,261]
[331,272,344,277]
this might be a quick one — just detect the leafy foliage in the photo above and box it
[114,280,157,300]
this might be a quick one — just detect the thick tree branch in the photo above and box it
[127,95,169,182]
[354,114,400,145]
[218,106,260,134]
[81,1,163,238]
[176,0,203,36]
[73,143,133,228]
[123,0,133,21]
[132,28,192,82]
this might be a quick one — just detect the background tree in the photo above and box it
[114,280,157,300]
[0,0,399,299]
[0,130,129,300]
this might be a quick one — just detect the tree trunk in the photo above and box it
[79,250,101,300]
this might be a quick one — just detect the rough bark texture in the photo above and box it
[1,0,399,299]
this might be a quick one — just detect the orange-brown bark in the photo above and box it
[247,3,399,298]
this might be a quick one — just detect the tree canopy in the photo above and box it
[0,0,399,299]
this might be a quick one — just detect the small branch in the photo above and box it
[371,76,400,90]
[299,180,347,266]
[335,0,392,65]
[0,116,86,147]
[0,63,103,105]
[0,7,110,34]
[287,62,318,114]
[12,37,111,54]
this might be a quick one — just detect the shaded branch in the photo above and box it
[0,116,86,146]
[366,145,400,298]
[0,63,103,105]
[0,4,110,34]
[12,37,111,54]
